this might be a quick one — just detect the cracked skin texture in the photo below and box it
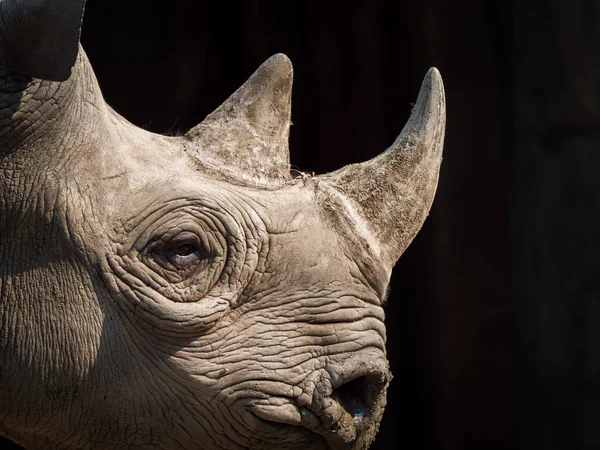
[0,1,445,449]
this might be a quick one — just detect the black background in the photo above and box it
[7,0,600,449]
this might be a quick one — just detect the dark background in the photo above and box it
[5,0,600,449]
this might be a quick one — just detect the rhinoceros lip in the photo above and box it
[311,372,391,442]
[243,356,384,450]
[245,354,390,448]
[250,374,387,448]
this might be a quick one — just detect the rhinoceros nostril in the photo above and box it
[331,374,382,420]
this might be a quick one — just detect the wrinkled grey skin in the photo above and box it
[0,1,445,449]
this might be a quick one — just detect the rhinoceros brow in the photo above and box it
[117,198,222,234]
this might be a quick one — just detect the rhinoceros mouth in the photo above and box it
[247,359,391,449]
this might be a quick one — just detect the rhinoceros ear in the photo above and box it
[0,0,86,81]
[185,54,293,187]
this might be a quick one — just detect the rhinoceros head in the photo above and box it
[0,1,445,449]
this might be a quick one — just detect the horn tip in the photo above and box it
[423,67,445,98]
[261,53,294,79]
[408,67,445,123]
[425,66,441,78]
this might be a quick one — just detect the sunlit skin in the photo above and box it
[0,1,445,449]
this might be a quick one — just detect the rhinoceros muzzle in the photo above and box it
[311,367,392,450]
[247,350,392,449]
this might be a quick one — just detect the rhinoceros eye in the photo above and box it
[166,240,202,268]
[149,231,210,273]
[138,217,230,301]
[170,243,197,257]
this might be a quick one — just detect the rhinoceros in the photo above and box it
[0,1,445,449]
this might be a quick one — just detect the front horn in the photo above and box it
[321,68,446,266]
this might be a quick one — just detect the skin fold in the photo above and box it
[0,1,445,449]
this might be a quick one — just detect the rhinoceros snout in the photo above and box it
[304,354,392,449]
